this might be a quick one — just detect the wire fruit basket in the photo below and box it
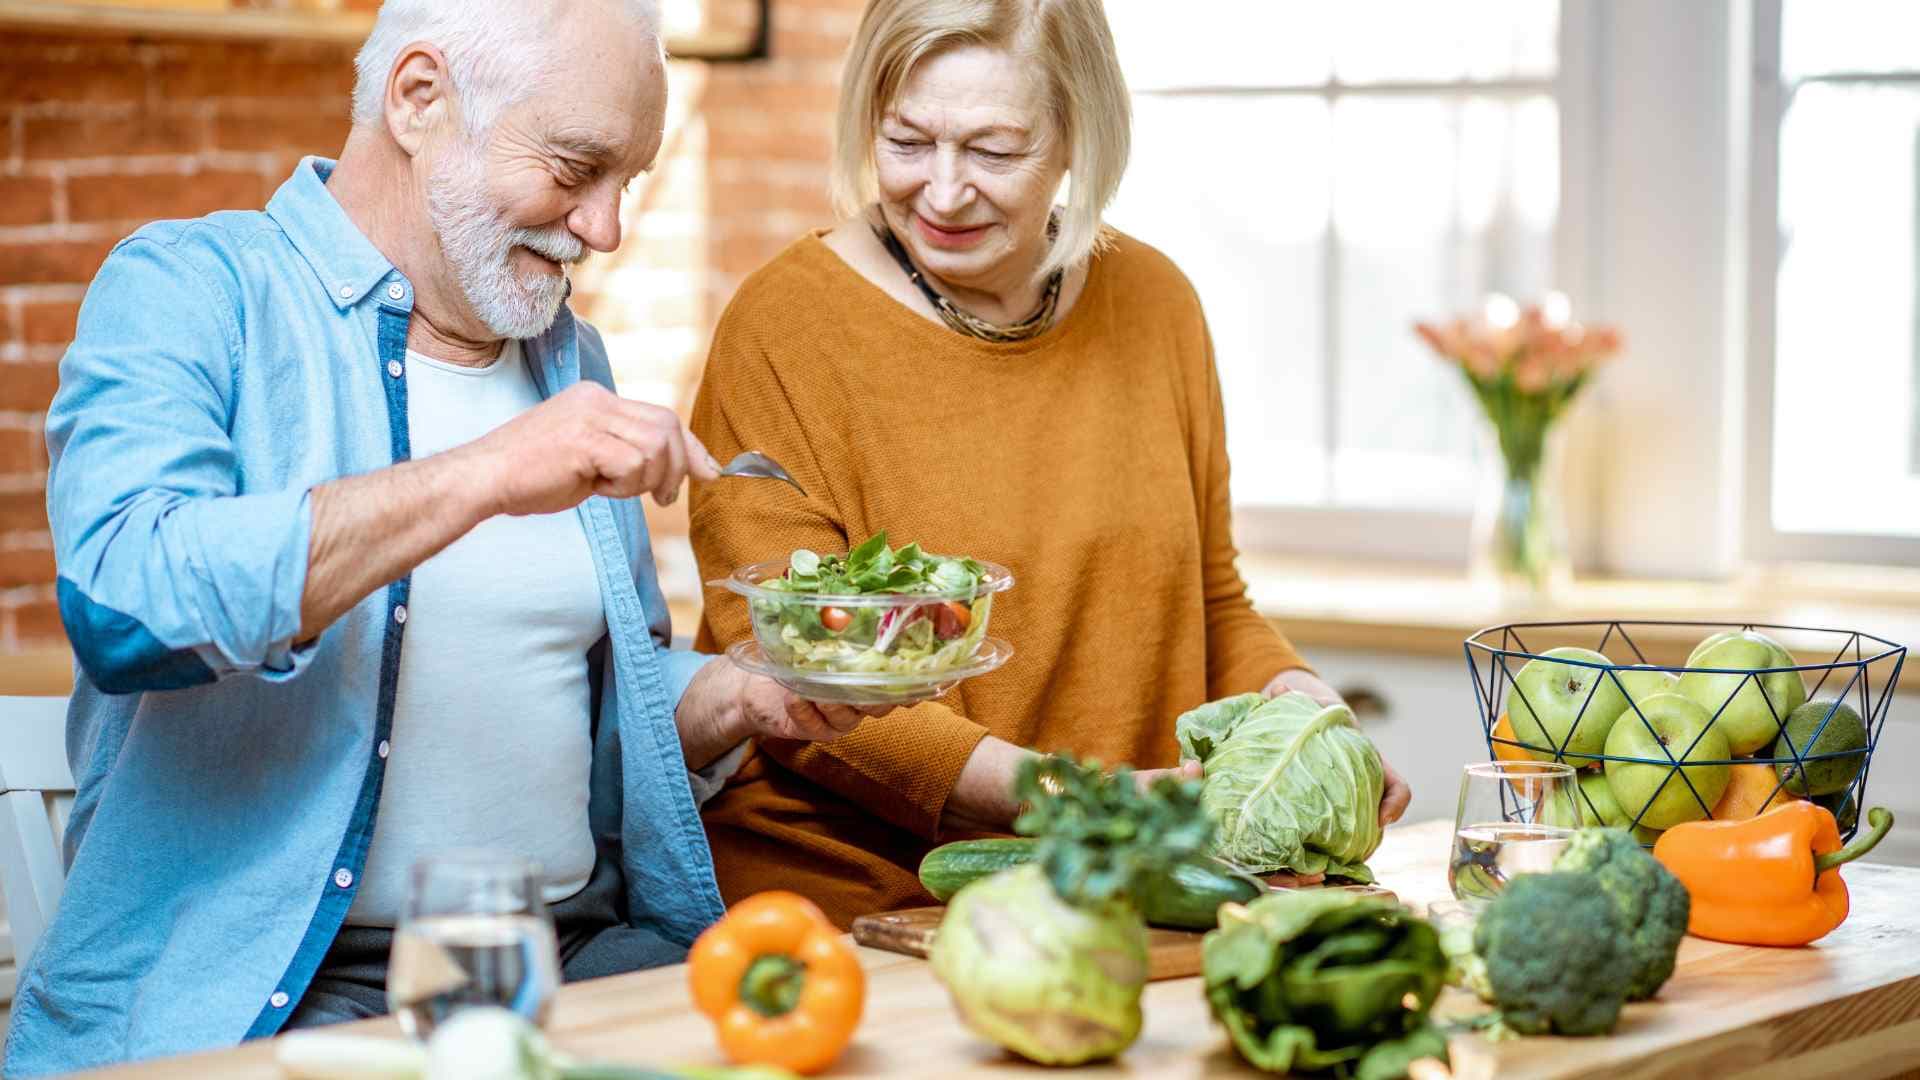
[1463,621,1905,844]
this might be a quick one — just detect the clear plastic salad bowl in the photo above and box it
[711,555,1015,706]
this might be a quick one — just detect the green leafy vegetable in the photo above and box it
[1012,756,1215,906]
[1202,890,1449,1078]
[1177,692,1386,880]
[918,837,1265,930]
[929,756,1213,1066]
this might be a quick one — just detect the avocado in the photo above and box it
[1774,700,1868,797]
[1816,788,1860,833]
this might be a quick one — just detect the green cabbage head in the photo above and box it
[1177,691,1386,881]
[929,863,1148,1065]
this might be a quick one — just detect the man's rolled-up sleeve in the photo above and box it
[47,236,316,694]
[655,646,717,717]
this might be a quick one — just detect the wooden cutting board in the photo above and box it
[852,885,1397,982]
[851,906,1207,980]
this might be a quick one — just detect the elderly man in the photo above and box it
[2,1,858,1073]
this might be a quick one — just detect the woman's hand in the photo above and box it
[1131,759,1200,793]
[1377,758,1412,827]
[1263,668,1412,828]
[1262,667,1342,704]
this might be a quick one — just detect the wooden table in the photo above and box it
[71,820,1920,1080]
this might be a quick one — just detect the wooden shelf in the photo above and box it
[0,1,761,57]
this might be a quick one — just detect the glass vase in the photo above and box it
[1470,427,1570,602]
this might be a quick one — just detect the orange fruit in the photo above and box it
[1491,713,1532,763]
[1710,761,1802,820]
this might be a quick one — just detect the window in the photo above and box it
[1749,0,1920,563]
[1102,2,1561,556]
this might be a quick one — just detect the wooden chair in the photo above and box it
[0,695,73,1005]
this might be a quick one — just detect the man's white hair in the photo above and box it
[352,0,662,136]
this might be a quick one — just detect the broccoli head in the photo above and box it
[1555,827,1690,1000]
[1474,872,1632,1036]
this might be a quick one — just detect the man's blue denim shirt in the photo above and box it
[3,157,726,1076]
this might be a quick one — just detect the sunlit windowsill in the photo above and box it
[7,555,1915,699]
[1242,553,1920,666]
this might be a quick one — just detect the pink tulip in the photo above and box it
[1465,341,1501,378]
[1515,356,1551,393]
[1413,298,1621,391]
[1414,322,1453,362]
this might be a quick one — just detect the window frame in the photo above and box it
[1742,0,1920,566]
[1121,10,1590,564]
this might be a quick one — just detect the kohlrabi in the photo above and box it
[929,756,1214,1065]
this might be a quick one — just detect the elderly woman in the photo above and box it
[689,0,1409,926]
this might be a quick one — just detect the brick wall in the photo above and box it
[0,0,865,652]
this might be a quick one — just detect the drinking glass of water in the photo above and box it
[389,851,561,1038]
[1449,761,1581,903]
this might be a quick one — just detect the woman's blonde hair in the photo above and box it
[831,0,1131,282]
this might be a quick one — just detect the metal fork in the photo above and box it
[718,450,806,497]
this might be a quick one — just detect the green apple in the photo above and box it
[1678,630,1807,754]
[1614,666,1680,707]
[1686,629,1742,661]
[1509,646,1630,766]
[1544,771,1630,829]
[1604,692,1732,829]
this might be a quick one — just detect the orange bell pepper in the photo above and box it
[687,891,865,1074]
[1653,800,1894,947]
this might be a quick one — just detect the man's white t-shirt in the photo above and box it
[346,341,607,926]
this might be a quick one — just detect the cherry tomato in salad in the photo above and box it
[820,607,853,633]
[931,601,973,640]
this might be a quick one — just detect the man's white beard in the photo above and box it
[427,140,585,340]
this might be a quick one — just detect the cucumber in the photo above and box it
[1135,859,1265,930]
[918,839,1263,929]
[919,837,1039,901]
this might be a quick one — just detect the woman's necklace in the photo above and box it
[871,215,1063,343]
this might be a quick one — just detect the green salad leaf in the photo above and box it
[1177,692,1386,881]
[769,530,986,598]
